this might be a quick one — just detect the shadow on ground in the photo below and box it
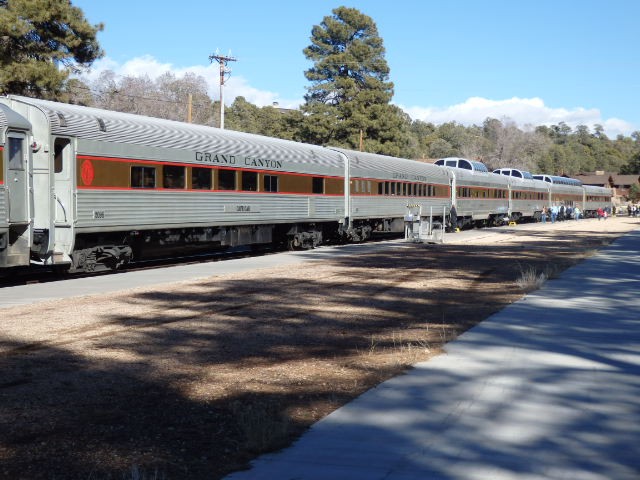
[0,227,629,479]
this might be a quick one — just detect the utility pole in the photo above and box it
[209,52,237,129]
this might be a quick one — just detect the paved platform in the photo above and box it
[226,229,640,480]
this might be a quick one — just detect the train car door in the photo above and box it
[4,129,32,266]
[6,131,29,223]
[52,136,76,261]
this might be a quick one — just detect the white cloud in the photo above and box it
[81,57,636,137]
[401,97,637,138]
[80,55,301,109]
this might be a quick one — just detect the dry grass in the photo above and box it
[515,264,550,291]
[0,217,636,479]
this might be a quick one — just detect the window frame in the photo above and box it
[131,166,157,189]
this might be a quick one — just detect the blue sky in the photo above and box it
[73,0,639,137]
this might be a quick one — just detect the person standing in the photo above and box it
[450,205,458,232]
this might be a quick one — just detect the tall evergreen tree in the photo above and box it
[0,0,103,99]
[301,7,408,155]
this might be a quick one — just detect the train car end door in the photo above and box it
[52,136,76,263]
[3,130,33,267]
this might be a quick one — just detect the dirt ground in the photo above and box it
[0,217,637,479]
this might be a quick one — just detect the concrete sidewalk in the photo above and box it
[226,229,640,480]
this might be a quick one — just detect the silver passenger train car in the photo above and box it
[437,158,612,225]
[532,173,612,217]
[0,97,613,273]
[0,95,455,272]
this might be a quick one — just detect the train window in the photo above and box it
[96,117,107,132]
[367,181,372,193]
[219,169,236,190]
[56,112,67,127]
[8,137,23,170]
[192,167,211,189]
[264,174,278,192]
[131,166,156,188]
[378,183,384,195]
[163,165,185,189]
[54,138,71,174]
[241,171,258,191]
[459,160,473,170]
[312,177,324,194]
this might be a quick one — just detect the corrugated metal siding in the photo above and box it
[0,189,7,228]
[351,196,449,218]
[0,108,7,132]
[76,190,343,231]
[510,200,541,216]
[457,198,509,219]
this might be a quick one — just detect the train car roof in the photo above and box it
[448,165,512,187]
[2,95,343,170]
[583,184,612,194]
[0,103,31,134]
[331,148,450,182]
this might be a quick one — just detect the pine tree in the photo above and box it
[301,7,410,156]
[0,0,103,98]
